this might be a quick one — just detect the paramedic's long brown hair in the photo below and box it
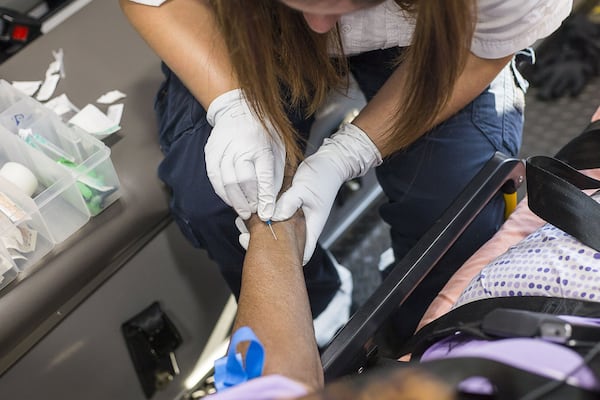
[210,0,345,166]
[210,0,476,164]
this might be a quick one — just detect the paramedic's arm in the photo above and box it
[119,0,236,108]
[234,213,324,391]
[353,53,513,157]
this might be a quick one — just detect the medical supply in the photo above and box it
[0,244,19,291]
[18,128,75,163]
[2,224,37,257]
[96,90,126,104]
[35,48,64,102]
[266,220,277,241]
[214,326,264,392]
[57,158,118,215]
[0,192,27,223]
[0,253,15,281]
[0,162,38,197]
[43,93,79,120]
[11,81,42,97]
[0,78,127,293]
[68,104,121,139]
[0,126,81,273]
[0,77,121,274]
[0,190,39,269]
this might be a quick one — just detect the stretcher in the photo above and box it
[321,151,526,379]
[179,130,600,399]
[197,119,600,399]
[322,120,600,385]
[183,121,600,399]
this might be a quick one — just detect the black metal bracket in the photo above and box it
[122,302,183,398]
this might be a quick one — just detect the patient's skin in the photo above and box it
[301,367,456,400]
[592,105,600,122]
[233,212,324,390]
[232,212,457,398]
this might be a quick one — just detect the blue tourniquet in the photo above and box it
[214,326,265,391]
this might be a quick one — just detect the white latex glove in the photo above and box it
[273,123,382,265]
[206,89,286,220]
[235,216,250,250]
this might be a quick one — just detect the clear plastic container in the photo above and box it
[0,241,18,291]
[0,80,121,216]
[0,174,55,272]
[0,124,90,247]
[0,79,54,131]
[21,113,121,215]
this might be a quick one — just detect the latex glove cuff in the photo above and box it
[329,122,383,179]
[272,123,382,265]
[206,88,246,127]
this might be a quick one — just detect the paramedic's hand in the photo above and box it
[273,123,382,265]
[235,216,251,250]
[206,89,286,220]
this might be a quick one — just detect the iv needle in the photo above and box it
[266,220,278,240]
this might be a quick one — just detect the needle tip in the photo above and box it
[266,220,278,240]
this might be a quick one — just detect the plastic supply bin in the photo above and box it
[0,80,122,278]
[0,124,87,263]
[0,241,18,291]
[21,113,121,216]
[0,79,121,217]
[0,174,55,274]
[0,81,47,131]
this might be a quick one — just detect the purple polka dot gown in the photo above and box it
[455,192,600,308]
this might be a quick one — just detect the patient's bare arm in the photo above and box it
[233,213,324,391]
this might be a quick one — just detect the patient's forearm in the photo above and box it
[234,217,324,390]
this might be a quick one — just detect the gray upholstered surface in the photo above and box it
[0,0,171,374]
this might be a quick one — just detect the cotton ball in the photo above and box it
[0,162,38,197]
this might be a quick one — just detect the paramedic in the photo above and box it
[119,0,572,344]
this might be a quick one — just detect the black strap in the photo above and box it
[420,356,600,400]
[401,123,600,390]
[554,120,600,170]
[404,297,600,395]
[526,157,600,252]
[404,296,600,360]
[332,354,599,400]
[526,120,600,252]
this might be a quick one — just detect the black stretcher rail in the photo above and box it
[321,152,526,381]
